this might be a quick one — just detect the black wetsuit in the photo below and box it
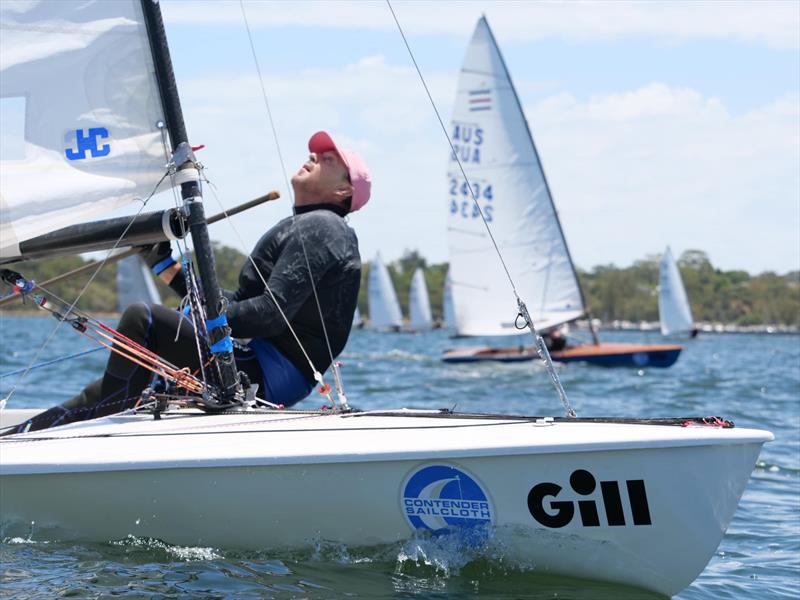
[6,204,361,434]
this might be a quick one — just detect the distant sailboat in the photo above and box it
[408,267,433,331]
[659,247,697,337]
[443,269,457,332]
[367,253,402,331]
[352,305,365,329]
[441,17,682,368]
[116,254,161,312]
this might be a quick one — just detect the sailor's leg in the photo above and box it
[248,339,313,407]
[93,302,201,418]
[0,378,105,435]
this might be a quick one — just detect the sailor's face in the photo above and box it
[292,151,350,202]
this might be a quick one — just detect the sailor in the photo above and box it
[6,132,370,434]
[542,328,568,352]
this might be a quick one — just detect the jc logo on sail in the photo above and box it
[64,127,110,160]
[527,469,652,528]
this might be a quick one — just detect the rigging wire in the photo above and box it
[385,1,575,418]
[0,172,170,409]
[235,0,348,407]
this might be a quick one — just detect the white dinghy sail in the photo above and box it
[0,0,172,262]
[446,17,585,337]
[443,268,457,331]
[659,246,696,336]
[408,267,433,331]
[352,305,364,328]
[367,252,403,331]
[0,0,244,404]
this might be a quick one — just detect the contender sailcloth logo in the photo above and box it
[401,464,493,532]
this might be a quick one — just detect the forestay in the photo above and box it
[446,17,584,336]
[367,253,402,330]
[659,247,694,336]
[0,0,168,261]
[408,267,433,330]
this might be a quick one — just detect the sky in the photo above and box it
[142,0,799,275]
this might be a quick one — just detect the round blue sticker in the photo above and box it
[401,464,493,532]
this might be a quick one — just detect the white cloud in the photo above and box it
[166,47,798,275]
[162,0,800,50]
[526,86,800,273]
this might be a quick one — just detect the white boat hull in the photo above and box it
[0,409,771,597]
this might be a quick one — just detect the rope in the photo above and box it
[385,1,576,418]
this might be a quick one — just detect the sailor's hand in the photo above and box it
[0,268,23,287]
[139,242,176,275]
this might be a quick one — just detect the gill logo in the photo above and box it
[65,128,110,160]
[527,469,652,528]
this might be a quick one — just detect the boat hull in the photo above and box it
[442,343,682,368]
[551,343,682,368]
[0,410,770,596]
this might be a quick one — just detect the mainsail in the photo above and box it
[659,247,694,336]
[408,267,433,331]
[367,253,402,330]
[116,255,161,311]
[0,0,170,261]
[0,0,243,404]
[446,17,585,336]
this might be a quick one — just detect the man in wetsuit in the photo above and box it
[7,131,369,434]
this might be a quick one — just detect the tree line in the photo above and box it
[2,246,798,327]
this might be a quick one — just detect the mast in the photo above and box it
[141,0,242,403]
[481,17,600,344]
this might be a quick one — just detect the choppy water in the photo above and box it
[1,315,798,599]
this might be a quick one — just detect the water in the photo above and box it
[1,315,798,599]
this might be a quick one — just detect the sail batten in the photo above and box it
[446,17,584,337]
[0,0,169,260]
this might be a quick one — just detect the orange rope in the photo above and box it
[77,326,205,394]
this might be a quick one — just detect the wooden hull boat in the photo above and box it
[442,342,682,367]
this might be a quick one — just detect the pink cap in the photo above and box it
[308,131,371,212]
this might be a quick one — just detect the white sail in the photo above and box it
[0,0,169,260]
[116,254,161,312]
[446,17,584,336]
[659,247,694,336]
[408,267,433,331]
[367,253,402,330]
[443,269,457,330]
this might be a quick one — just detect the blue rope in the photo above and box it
[0,347,104,379]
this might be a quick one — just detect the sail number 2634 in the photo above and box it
[449,177,493,222]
